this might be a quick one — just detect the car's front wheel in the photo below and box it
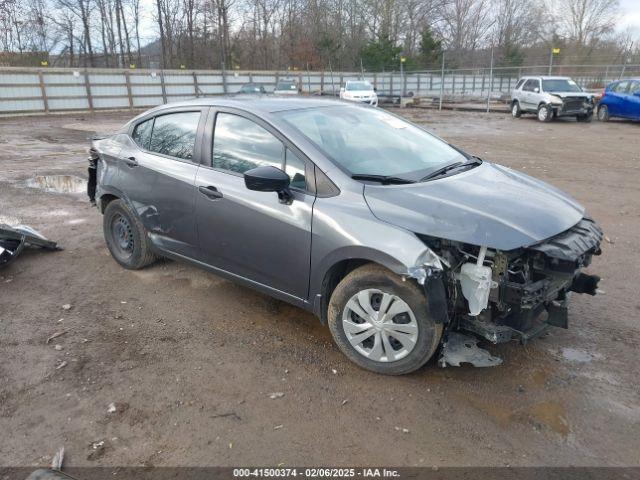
[103,199,156,270]
[598,105,610,122]
[537,104,553,122]
[511,101,522,118]
[327,264,442,375]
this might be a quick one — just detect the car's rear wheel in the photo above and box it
[511,101,522,118]
[103,199,156,269]
[597,105,610,122]
[327,264,442,375]
[537,104,553,122]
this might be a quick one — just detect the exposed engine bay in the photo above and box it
[412,217,603,367]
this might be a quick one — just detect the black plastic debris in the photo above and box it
[0,224,61,268]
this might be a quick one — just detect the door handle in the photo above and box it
[198,185,223,200]
[124,156,138,167]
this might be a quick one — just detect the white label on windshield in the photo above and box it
[568,80,577,86]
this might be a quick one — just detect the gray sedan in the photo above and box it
[89,97,602,374]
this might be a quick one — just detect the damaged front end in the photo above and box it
[409,217,603,367]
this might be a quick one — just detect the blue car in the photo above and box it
[598,79,640,121]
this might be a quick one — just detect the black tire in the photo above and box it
[103,199,156,270]
[511,101,522,118]
[577,112,593,123]
[327,264,443,375]
[597,105,610,122]
[537,104,553,122]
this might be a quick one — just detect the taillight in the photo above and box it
[601,89,606,98]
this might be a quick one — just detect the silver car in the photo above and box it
[511,76,594,122]
[89,98,602,374]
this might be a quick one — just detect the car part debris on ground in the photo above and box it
[0,224,61,269]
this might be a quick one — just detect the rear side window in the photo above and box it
[629,81,640,94]
[132,118,153,149]
[148,111,201,160]
[515,79,525,90]
[213,113,284,174]
[612,81,630,93]
[523,79,539,92]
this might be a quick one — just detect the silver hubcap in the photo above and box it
[512,104,518,116]
[538,107,548,121]
[342,289,419,363]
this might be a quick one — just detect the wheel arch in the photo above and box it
[311,247,413,323]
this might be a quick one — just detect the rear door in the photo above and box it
[623,81,640,119]
[117,108,205,257]
[194,108,315,302]
[521,79,539,110]
[606,81,629,117]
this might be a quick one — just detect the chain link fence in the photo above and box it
[0,63,638,115]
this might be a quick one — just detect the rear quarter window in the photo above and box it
[132,118,153,149]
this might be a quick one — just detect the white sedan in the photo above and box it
[340,80,378,106]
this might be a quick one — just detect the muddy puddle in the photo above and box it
[23,175,87,194]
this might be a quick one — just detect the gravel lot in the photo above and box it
[0,108,639,468]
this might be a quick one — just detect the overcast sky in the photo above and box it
[620,0,640,36]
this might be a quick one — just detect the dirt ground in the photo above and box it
[0,107,639,468]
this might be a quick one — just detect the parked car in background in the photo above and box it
[597,79,640,121]
[511,76,595,122]
[340,80,378,106]
[274,79,299,95]
[89,97,602,375]
[238,83,267,94]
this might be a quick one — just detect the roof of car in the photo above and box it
[146,96,347,114]
[520,76,572,80]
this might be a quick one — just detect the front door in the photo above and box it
[117,109,205,257]
[194,110,315,302]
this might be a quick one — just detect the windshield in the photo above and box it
[542,79,582,93]
[346,81,373,91]
[276,81,296,90]
[277,106,466,180]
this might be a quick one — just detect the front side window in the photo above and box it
[277,106,465,181]
[132,118,153,149]
[629,81,640,94]
[148,111,201,160]
[542,79,582,93]
[213,113,284,174]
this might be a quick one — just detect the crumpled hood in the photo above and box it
[363,162,585,251]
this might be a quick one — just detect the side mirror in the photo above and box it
[534,87,540,93]
[633,91,640,97]
[340,87,345,93]
[244,166,293,204]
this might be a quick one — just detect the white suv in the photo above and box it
[340,80,378,106]
[511,76,594,122]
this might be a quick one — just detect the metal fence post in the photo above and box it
[486,47,494,113]
[125,70,134,108]
[38,70,49,113]
[389,73,393,97]
[83,69,94,111]
[439,53,445,111]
